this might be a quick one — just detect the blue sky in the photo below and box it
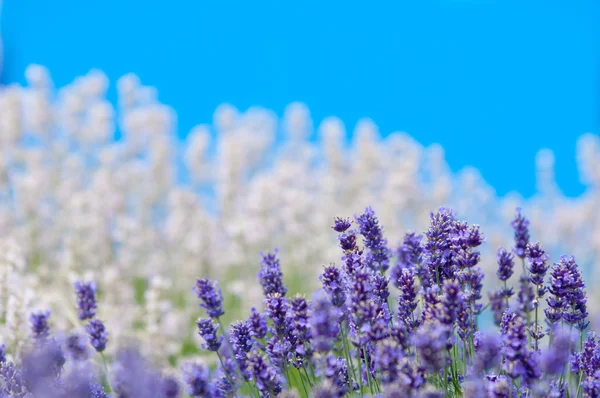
[1,1,598,197]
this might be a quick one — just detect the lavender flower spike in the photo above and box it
[194,277,225,319]
[525,242,549,297]
[511,207,530,259]
[196,318,222,352]
[258,250,288,297]
[496,248,514,282]
[181,362,211,397]
[355,206,391,272]
[74,281,98,321]
[30,310,51,340]
[86,319,108,352]
[319,265,346,307]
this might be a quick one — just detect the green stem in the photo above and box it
[216,351,235,390]
[100,352,112,392]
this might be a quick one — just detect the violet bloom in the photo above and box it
[265,293,291,337]
[373,340,404,384]
[423,207,455,284]
[516,275,535,319]
[525,242,549,297]
[247,307,268,340]
[65,333,90,361]
[86,319,108,352]
[193,277,225,319]
[310,292,340,352]
[472,332,501,374]
[230,321,253,379]
[322,354,355,395]
[196,318,222,352]
[546,256,589,331]
[397,268,419,328]
[489,290,507,326]
[332,217,352,233]
[496,248,514,282]
[30,310,51,340]
[291,296,311,350]
[258,250,287,297]
[247,351,282,396]
[541,329,573,375]
[319,265,346,307]
[372,274,390,304]
[355,207,391,273]
[391,232,423,286]
[511,208,530,259]
[74,281,98,321]
[440,281,463,326]
[0,344,5,363]
[502,312,540,385]
[413,321,450,373]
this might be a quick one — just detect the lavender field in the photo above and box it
[0,67,600,396]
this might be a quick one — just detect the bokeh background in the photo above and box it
[1,0,597,197]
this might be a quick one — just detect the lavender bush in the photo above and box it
[1,206,599,397]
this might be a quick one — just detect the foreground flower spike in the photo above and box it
[319,265,346,307]
[525,242,549,297]
[397,268,419,328]
[391,232,423,287]
[30,310,51,340]
[0,344,6,363]
[472,332,501,374]
[74,281,98,321]
[181,361,211,397]
[496,247,514,282]
[413,321,449,373]
[332,217,351,233]
[65,333,90,361]
[86,319,108,352]
[501,311,540,385]
[322,354,355,394]
[310,291,340,352]
[355,206,391,272]
[423,207,455,284]
[511,207,530,259]
[247,351,282,396]
[258,250,288,297]
[248,307,268,340]
[230,321,253,378]
[546,255,589,331]
[193,277,225,319]
[196,318,222,352]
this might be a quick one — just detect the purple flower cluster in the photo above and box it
[3,205,598,398]
[258,250,288,297]
[194,277,225,319]
[355,206,391,272]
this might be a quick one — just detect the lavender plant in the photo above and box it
[1,205,600,397]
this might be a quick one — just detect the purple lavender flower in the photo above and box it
[247,351,282,396]
[111,348,167,398]
[541,329,573,375]
[0,345,5,364]
[196,318,222,352]
[332,217,352,233]
[0,361,26,396]
[423,207,455,284]
[502,312,540,384]
[86,319,108,352]
[310,292,340,352]
[230,321,253,379]
[372,274,390,304]
[511,208,530,258]
[516,275,535,319]
[319,265,346,307]
[193,277,225,319]
[486,375,512,398]
[258,250,287,297]
[265,293,291,337]
[65,333,89,361]
[396,232,423,268]
[525,242,549,297]
[161,376,181,398]
[373,340,404,384]
[74,281,98,321]
[30,310,51,340]
[248,307,268,340]
[489,290,507,326]
[181,362,211,397]
[397,268,419,327]
[322,354,355,395]
[496,248,514,281]
[546,256,589,330]
[291,296,311,349]
[440,281,463,326]
[338,232,358,253]
[355,207,391,272]
[413,321,449,372]
[391,232,423,283]
[472,332,501,374]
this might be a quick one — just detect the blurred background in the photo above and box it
[1,0,597,197]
